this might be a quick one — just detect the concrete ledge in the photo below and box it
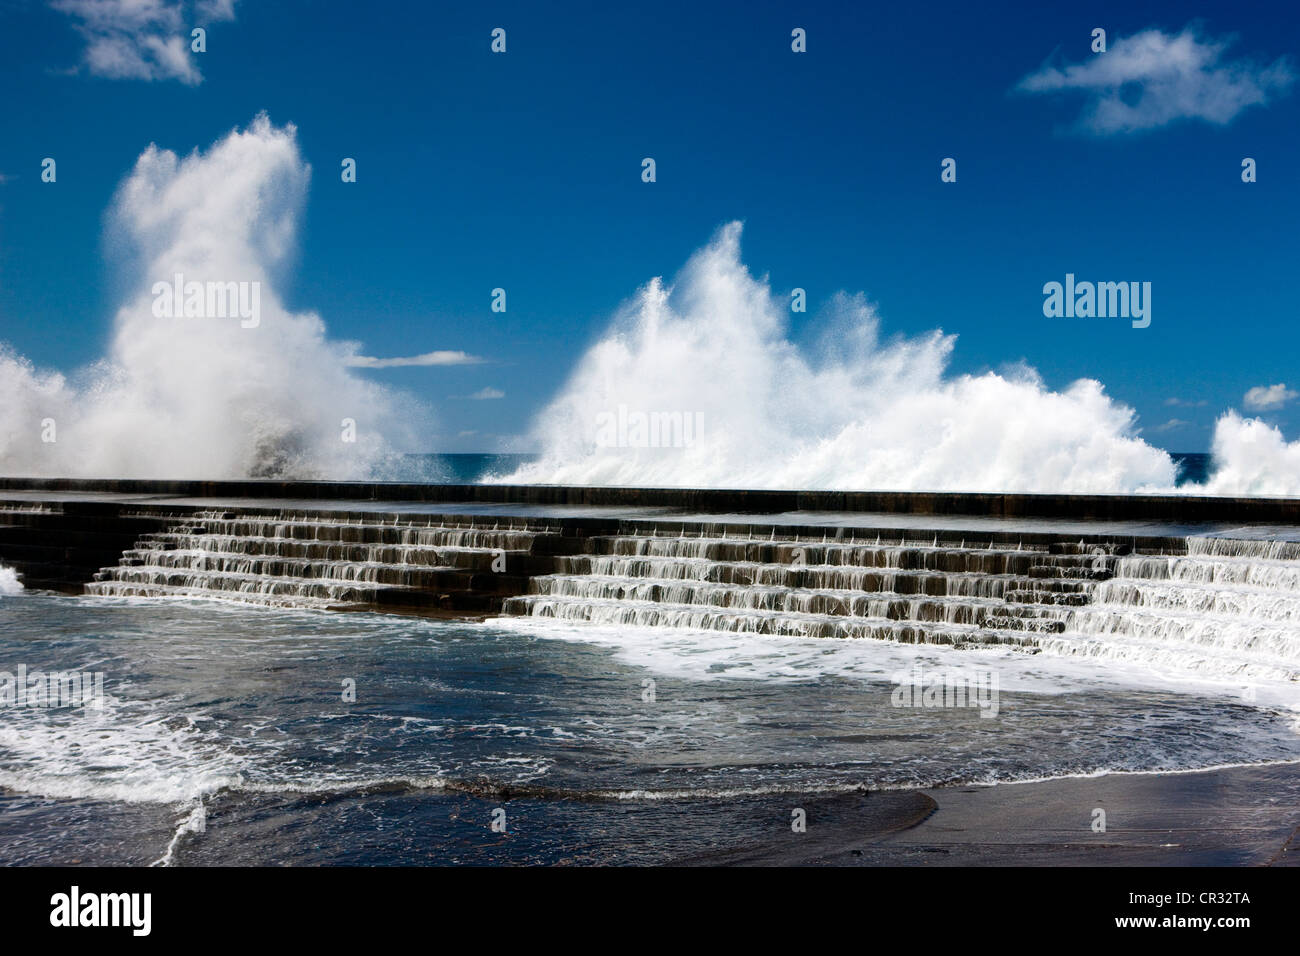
[1,476,1299,523]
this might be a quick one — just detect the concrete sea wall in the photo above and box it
[2,476,1300,522]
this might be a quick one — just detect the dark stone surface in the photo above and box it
[0,501,172,592]
[677,763,1300,866]
[2,476,1299,522]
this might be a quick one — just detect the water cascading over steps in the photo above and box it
[84,510,551,613]
[501,530,1300,684]
[19,500,1295,684]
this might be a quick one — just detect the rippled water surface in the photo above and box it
[1,592,1297,865]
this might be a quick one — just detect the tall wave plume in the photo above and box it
[0,114,424,480]
[503,222,1189,493]
[1195,412,1300,496]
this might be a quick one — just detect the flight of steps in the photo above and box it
[7,498,1299,684]
[501,528,1300,682]
[81,508,571,614]
[501,530,1133,647]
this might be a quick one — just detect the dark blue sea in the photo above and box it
[409,453,1214,487]
[1,588,1296,865]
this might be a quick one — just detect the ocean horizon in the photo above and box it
[400,452,1218,488]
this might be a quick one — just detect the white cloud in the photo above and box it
[1017,26,1293,134]
[1164,396,1207,407]
[346,350,483,369]
[51,0,237,85]
[1243,383,1298,411]
[1152,418,1189,432]
[447,386,505,400]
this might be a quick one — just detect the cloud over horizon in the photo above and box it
[1017,25,1293,134]
[346,350,484,369]
[1243,383,1298,411]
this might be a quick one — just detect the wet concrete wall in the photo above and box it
[1,476,1299,523]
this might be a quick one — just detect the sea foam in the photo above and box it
[0,566,22,596]
[0,115,425,480]
[499,223,1299,494]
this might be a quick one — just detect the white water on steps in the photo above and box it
[504,532,1300,700]
[73,509,1300,709]
[85,511,541,609]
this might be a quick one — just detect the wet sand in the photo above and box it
[678,763,1300,866]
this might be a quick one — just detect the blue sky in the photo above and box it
[1,0,1297,453]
